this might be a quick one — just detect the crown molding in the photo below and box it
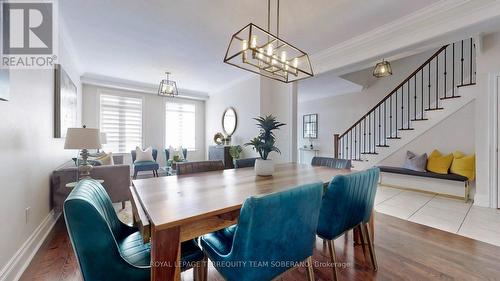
[311,0,500,76]
[81,73,209,100]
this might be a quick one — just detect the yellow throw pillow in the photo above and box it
[96,152,114,166]
[450,151,475,180]
[426,149,453,174]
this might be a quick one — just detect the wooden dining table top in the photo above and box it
[132,162,352,230]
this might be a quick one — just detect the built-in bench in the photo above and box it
[377,166,471,202]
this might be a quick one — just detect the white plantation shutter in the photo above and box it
[100,94,143,153]
[165,102,195,150]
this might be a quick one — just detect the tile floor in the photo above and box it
[375,185,500,247]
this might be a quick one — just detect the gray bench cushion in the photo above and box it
[378,166,468,182]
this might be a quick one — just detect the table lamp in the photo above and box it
[64,126,102,179]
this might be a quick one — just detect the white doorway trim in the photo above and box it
[489,73,500,209]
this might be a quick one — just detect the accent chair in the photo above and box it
[131,148,159,179]
[63,179,207,281]
[165,148,188,163]
[316,167,380,281]
[200,182,323,281]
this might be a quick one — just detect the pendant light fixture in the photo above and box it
[158,72,179,97]
[373,60,392,78]
[224,0,313,83]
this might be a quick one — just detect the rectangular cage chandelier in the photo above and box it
[223,0,313,83]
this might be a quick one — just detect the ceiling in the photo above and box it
[61,0,440,94]
[298,73,362,102]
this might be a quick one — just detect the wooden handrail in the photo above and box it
[339,45,449,138]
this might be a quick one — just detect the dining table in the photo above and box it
[131,162,368,281]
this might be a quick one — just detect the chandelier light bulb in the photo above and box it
[258,48,264,59]
[242,40,248,51]
[266,44,273,56]
[280,51,287,63]
[250,35,258,49]
[293,58,299,68]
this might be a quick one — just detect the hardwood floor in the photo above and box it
[20,212,500,281]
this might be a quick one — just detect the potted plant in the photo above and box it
[245,115,286,176]
[229,145,243,165]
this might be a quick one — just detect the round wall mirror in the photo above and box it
[222,107,237,136]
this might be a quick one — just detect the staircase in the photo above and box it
[334,38,477,169]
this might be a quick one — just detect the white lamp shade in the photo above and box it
[64,128,102,149]
[100,132,108,145]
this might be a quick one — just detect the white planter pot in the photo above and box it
[255,158,275,176]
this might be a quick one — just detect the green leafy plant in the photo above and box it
[229,145,243,160]
[244,115,286,160]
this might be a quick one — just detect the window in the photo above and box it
[165,102,196,150]
[100,94,143,153]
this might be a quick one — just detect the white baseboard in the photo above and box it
[0,210,60,281]
[380,172,468,200]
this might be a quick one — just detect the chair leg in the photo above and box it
[193,255,208,281]
[326,240,339,281]
[362,223,378,271]
[357,225,367,259]
[305,256,315,281]
[133,171,138,179]
[121,201,126,210]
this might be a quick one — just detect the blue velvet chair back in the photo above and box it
[229,182,323,280]
[311,156,352,169]
[317,167,379,240]
[131,148,158,162]
[64,179,149,281]
[234,157,258,168]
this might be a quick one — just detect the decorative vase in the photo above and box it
[255,158,275,176]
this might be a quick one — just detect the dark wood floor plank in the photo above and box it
[19,212,500,281]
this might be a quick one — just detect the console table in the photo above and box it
[208,145,234,169]
[298,147,319,164]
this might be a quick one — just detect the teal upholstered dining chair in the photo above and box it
[63,179,206,281]
[311,157,352,169]
[316,167,380,281]
[234,157,259,168]
[200,182,324,281]
[131,148,159,179]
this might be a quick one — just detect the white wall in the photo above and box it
[260,77,298,163]
[206,76,298,162]
[0,37,82,276]
[206,77,261,158]
[380,101,476,166]
[298,49,436,157]
[473,31,500,207]
[82,84,206,165]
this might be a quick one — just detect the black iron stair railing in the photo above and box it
[334,38,476,161]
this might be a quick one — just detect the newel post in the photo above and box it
[334,134,340,158]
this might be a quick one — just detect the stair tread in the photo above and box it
[425,107,444,111]
[456,83,476,88]
[410,118,428,121]
[386,137,401,139]
[440,96,461,100]
[376,145,390,147]
[399,128,415,130]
